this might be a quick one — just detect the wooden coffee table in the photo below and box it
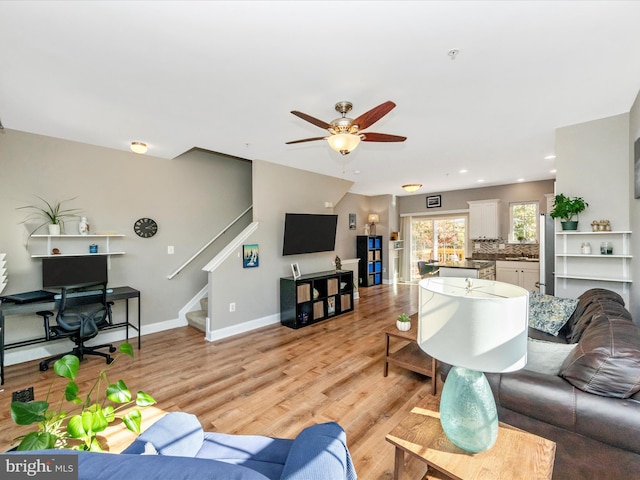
[384,314,437,396]
[386,397,556,480]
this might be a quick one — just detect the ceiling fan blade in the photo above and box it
[290,111,331,130]
[285,136,327,145]
[361,132,407,142]
[352,101,396,130]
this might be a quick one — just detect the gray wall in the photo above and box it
[1,130,251,353]
[397,180,555,241]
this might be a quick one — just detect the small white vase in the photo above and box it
[79,217,90,235]
[48,224,61,236]
[396,320,411,331]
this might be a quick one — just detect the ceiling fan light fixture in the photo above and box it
[402,184,422,193]
[130,141,148,154]
[326,133,361,155]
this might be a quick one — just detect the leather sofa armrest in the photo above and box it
[487,371,640,455]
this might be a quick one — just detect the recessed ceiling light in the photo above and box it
[517,178,525,182]
[544,155,556,160]
[130,142,148,154]
[477,179,485,183]
[459,169,468,174]
[550,169,557,173]
[353,170,361,175]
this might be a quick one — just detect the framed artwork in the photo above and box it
[427,195,441,208]
[243,244,259,268]
[635,137,640,199]
[349,213,356,230]
[291,262,301,279]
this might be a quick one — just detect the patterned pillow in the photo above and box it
[528,291,579,336]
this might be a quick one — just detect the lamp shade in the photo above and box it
[367,214,379,224]
[326,133,361,154]
[418,277,528,373]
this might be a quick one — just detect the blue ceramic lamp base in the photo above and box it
[439,366,498,453]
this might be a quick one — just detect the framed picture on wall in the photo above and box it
[349,213,356,230]
[243,244,259,268]
[427,195,441,208]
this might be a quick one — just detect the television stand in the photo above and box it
[280,270,354,328]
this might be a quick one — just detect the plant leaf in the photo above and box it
[123,409,142,434]
[11,401,49,425]
[102,405,115,423]
[119,342,134,358]
[67,414,88,439]
[17,432,57,451]
[90,408,109,433]
[106,380,131,404]
[54,355,80,380]
[64,381,80,402]
[136,391,156,407]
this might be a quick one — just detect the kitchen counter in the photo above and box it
[438,260,496,280]
[468,256,539,263]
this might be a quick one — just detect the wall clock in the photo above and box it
[134,218,158,238]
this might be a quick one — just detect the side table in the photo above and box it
[385,397,556,480]
[384,314,437,396]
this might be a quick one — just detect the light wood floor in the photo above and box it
[0,283,448,479]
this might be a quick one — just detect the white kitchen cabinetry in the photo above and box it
[555,231,632,298]
[496,260,540,291]
[468,199,500,239]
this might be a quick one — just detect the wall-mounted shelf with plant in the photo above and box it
[17,196,82,236]
[549,194,588,231]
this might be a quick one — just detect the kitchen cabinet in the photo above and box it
[468,199,500,239]
[496,260,539,291]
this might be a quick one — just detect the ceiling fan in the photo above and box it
[286,100,407,155]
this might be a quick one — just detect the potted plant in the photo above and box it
[549,194,588,231]
[10,343,155,451]
[396,313,411,331]
[17,196,82,235]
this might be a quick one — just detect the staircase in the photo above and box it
[186,297,207,332]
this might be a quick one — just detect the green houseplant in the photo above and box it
[17,196,82,235]
[396,313,411,331]
[10,343,155,451]
[549,194,588,231]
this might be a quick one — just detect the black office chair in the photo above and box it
[37,282,116,371]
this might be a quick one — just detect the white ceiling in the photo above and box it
[2,1,640,197]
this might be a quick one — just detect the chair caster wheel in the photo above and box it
[109,346,117,353]
[39,363,49,371]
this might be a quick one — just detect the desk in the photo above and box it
[386,397,556,479]
[0,286,140,385]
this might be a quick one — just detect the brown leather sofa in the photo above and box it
[486,288,640,479]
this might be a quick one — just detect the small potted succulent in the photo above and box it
[549,194,588,231]
[396,313,411,331]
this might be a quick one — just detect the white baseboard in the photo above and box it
[4,317,187,367]
[205,313,280,342]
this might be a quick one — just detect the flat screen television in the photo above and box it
[42,255,108,289]
[282,213,338,256]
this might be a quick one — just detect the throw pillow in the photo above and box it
[560,314,640,398]
[528,292,578,336]
[524,338,576,375]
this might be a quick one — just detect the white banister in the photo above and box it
[168,205,253,279]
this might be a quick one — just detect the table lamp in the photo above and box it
[417,277,528,453]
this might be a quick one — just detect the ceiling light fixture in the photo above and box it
[544,155,556,160]
[130,142,148,154]
[402,184,422,193]
[326,133,361,155]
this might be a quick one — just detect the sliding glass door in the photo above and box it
[409,215,467,280]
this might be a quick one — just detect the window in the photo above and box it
[410,215,467,280]
[510,202,538,242]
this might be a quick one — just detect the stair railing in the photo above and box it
[168,205,252,279]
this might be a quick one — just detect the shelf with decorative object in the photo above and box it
[357,235,383,287]
[28,234,125,258]
[280,270,354,329]
[555,231,632,296]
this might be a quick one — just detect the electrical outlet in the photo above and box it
[229,302,236,312]
[167,246,175,254]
